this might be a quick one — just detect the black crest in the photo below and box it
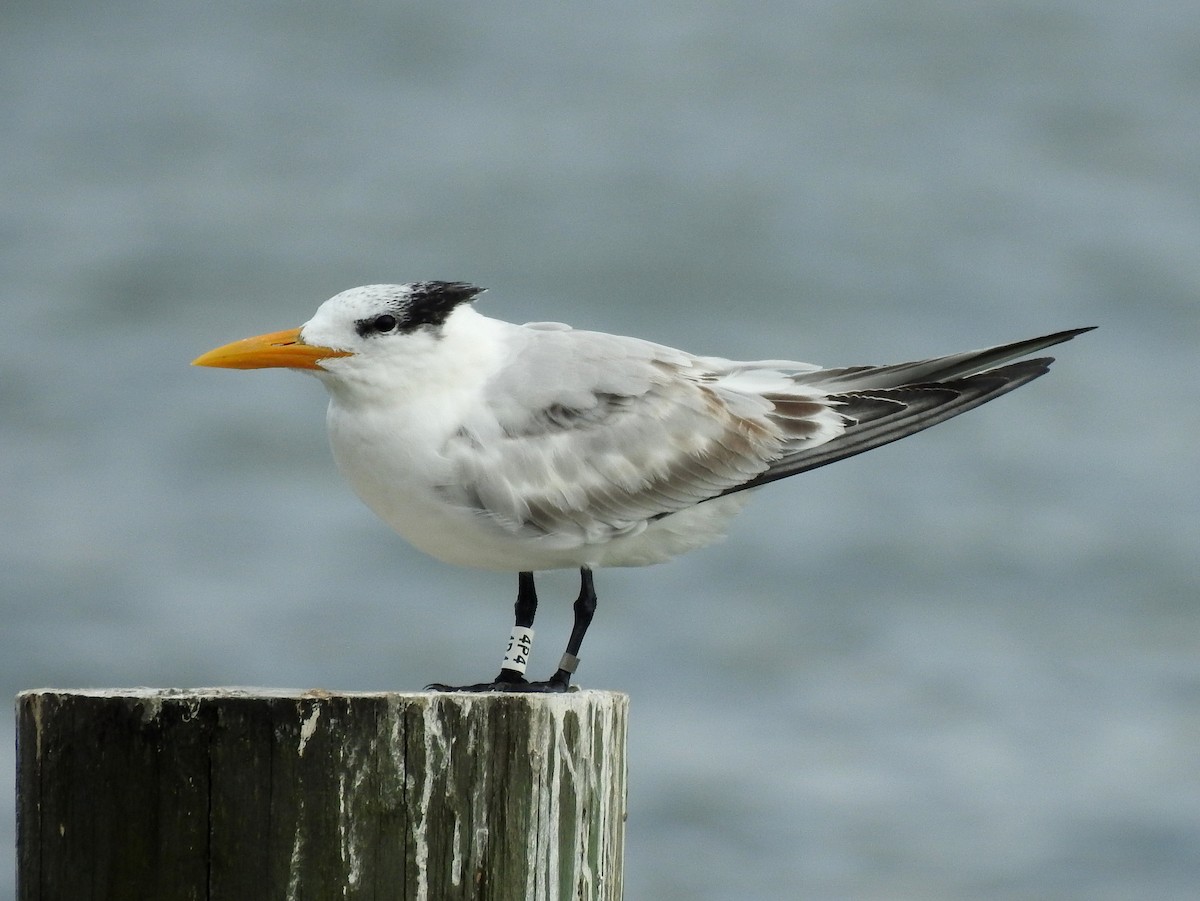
[402,281,486,332]
[354,282,486,338]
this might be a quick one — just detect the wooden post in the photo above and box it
[16,688,628,901]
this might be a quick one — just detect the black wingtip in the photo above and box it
[1009,326,1096,357]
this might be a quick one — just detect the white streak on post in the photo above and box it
[297,701,321,757]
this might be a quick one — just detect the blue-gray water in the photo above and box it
[3,3,1197,898]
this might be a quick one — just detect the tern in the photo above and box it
[194,282,1091,692]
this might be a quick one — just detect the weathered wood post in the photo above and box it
[16,688,628,900]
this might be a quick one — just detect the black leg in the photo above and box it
[426,568,599,693]
[491,571,538,685]
[544,567,597,690]
[427,571,537,691]
[513,570,538,627]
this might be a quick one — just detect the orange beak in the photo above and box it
[191,327,352,371]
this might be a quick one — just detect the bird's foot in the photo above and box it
[426,668,574,693]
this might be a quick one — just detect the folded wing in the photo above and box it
[438,329,833,544]
[438,325,1092,542]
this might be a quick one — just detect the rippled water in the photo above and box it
[3,3,1198,898]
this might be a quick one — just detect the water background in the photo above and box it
[3,3,1198,898]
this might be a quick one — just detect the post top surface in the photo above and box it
[18,686,628,703]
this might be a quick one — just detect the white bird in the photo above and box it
[194,282,1091,691]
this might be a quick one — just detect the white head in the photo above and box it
[300,283,485,351]
[192,282,487,384]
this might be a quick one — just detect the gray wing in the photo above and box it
[438,327,842,544]
[439,324,1093,541]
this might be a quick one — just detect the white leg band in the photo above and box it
[501,626,535,674]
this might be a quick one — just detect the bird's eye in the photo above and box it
[371,314,398,333]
